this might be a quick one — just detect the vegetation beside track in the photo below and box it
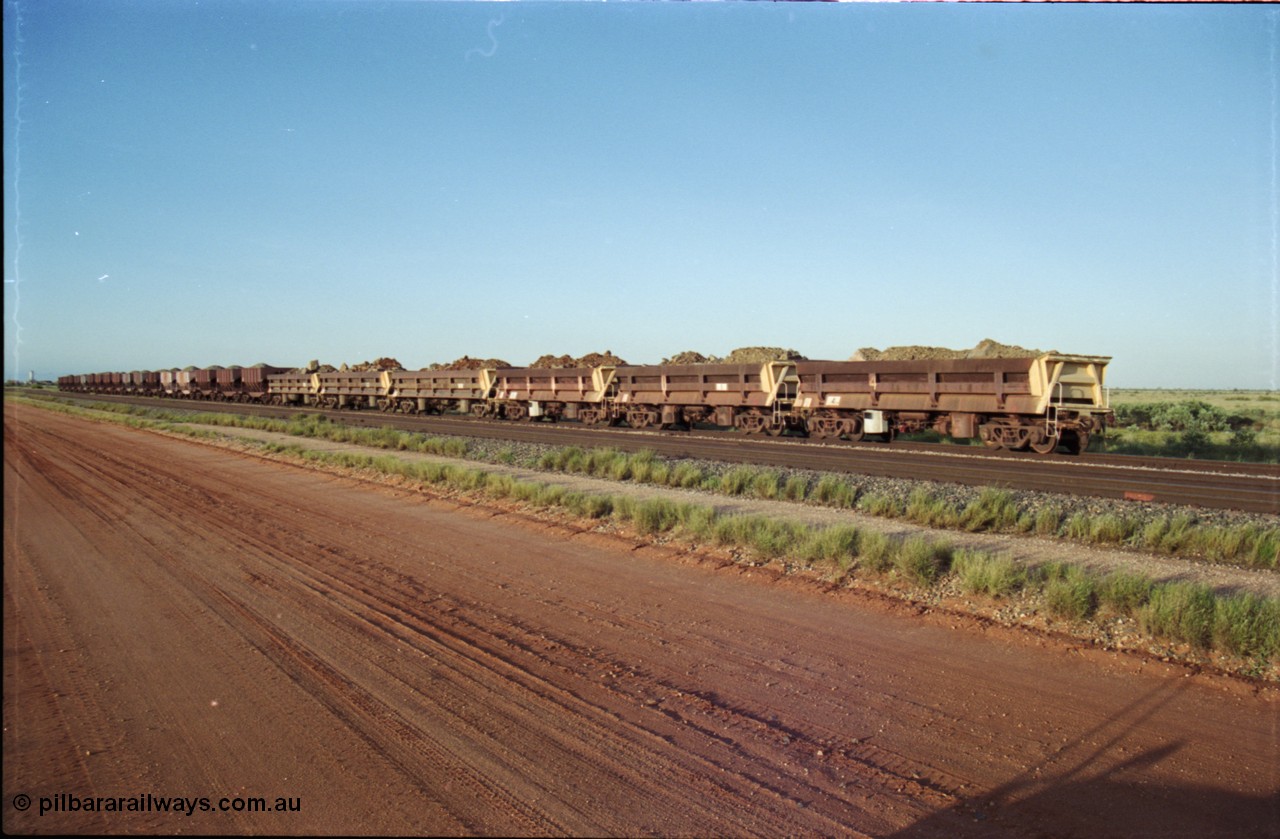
[14,393,1279,570]
[10,394,1279,676]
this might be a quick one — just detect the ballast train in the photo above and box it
[59,353,1113,454]
[57,353,1111,453]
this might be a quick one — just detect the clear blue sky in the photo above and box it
[4,1,1277,388]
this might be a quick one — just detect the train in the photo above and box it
[58,352,1113,455]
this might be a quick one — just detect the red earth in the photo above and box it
[4,403,1278,836]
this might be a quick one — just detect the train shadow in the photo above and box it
[891,678,1279,838]
[889,743,1279,838]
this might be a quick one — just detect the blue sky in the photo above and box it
[4,1,1277,388]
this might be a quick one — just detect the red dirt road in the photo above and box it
[4,403,1279,837]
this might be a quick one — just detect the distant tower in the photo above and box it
[27,370,34,383]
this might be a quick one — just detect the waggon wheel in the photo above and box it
[1062,430,1090,455]
[843,417,865,443]
[1029,431,1058,455]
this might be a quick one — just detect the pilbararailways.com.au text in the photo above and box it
[16,792,300,817]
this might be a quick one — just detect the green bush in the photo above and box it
[1139,582,1216,649]
[895,535,952,587]
[906,489,960,529]
[1044,565,1097,621]
[1213,593,1280,660]
[750,470,782,500]
[797,525,860,569]
[783,475,809,502]
[634,498,680,534]
[858,492,904,518]
[1090,513,1135,545]
[1034,505,1063,536]
[721,466,757,496]
[857,531,895,573]
[811,475,858,508]
[670,462,704,489]
[954,550,1025,598]
[958,488,1019,532]
[1097,571,1154,614]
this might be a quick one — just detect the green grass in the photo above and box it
[811,475,859,508]
[1097,570,1154,614]
[957,488,1019,532]
[1138,582,1217,650]
[895,536,953,586]
[1042,563,1098,621]
[954,550,1026,598]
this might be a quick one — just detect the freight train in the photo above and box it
[57,353,1113,454]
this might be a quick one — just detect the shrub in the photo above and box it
[670,462,704,489]
[675,504,717,540]
[858,493,904,518]
[783,475,809,502]
[812,475,858,508]
[628,450,658,484]
[797,525,860,569]
[958,488,1019,532]
[721,466,757,496]
[1213,593,1280,660]
[1064,513,1092,540]
[748,518,806,559]
[1090,514,1134,545]
[1044,565,1098,621]
[583,494,614,519]
[1139,582,1216,649]
[906,489,960,529]
[895,536,952,587]
[634,498,680,535]
[533,485,566,508]
[1034,505,1063,536]
[1097,571,1154,614]
[750,470,782,500]
[857,531,895,573]
[954,550,1025,598]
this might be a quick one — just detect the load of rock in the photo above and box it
[850,338,1045,362]
[346,357,403,372]
[529,351,628,369]
[529,354,576,369]
[425,355,512,371]
[722,346,808,364]
[291,360,336,374]
[575,350,627,367]
[662,347,807,365]
[662,351,713,365]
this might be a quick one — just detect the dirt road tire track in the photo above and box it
[4,404,1278,836]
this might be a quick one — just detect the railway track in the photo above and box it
[33,391,1280,515]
